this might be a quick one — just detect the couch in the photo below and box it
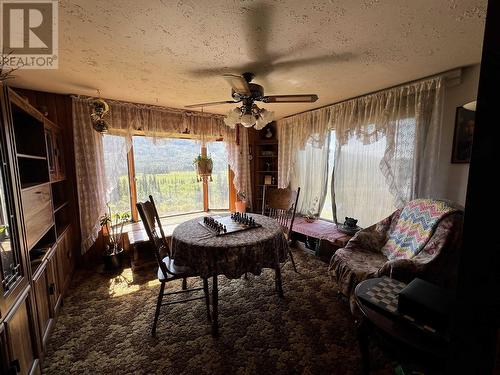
[329,199,464,311]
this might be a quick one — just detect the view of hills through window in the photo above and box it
[103,135,230,219]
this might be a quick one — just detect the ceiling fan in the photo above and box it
[185,72,318,129]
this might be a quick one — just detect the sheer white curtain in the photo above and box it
[278,75,445,227]
[72,98,108,252]
[290,133,330,215]
[226,127,252,209]
[334,135,398,227]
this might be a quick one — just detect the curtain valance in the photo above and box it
[73,96,236,144]
[278,76,443,190]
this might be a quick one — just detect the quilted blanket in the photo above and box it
[381,199,458,260]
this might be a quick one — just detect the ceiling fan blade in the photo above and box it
[222,74,251,96]
[185,100,237,108]
[261,94,319,103]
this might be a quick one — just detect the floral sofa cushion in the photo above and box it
[381,199,459,260]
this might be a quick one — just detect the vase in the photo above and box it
[103,246,124,271]
[235,200,246,213]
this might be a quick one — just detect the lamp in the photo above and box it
[224,104,274,129]
[463,101,476,111]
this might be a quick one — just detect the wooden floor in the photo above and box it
[124,210,229,244]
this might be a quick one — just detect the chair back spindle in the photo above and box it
[262,186,301,239]
[136,196,172,277]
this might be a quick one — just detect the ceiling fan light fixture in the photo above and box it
[240,113,256,127]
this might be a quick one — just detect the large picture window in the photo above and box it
[103,134,230,221]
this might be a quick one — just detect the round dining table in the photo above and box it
[171,213,289,335]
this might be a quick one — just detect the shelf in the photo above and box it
[17,153,47,160]
[56,223,71,238]
[54,201,69,213]
[256,155,277,158]
[256,170,277,173]
[258,184,277,187]
[50,176,67,184]
[255,140,278,145]
[21,181,51,191]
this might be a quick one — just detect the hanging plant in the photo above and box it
[90,97,110,133]
[193,154,213,182]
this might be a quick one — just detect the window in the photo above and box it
[133,136,204,216]
[103,135,130,215]
[207,141,229,210]
[103,134,231,221]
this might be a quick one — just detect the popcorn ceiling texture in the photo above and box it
[14,0,486,119]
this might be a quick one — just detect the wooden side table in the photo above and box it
[355,278,450,374]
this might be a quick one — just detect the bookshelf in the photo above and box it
[250,122,278,212]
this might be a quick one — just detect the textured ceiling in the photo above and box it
[12,0,486,119]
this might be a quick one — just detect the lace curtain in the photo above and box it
[72,99,108,252]
[277,76,444,225]
[290,134,330,216]
[72,96,250,253]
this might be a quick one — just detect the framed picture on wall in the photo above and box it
[451,106,475,163]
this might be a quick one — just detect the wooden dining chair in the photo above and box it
[261,186,301,272]
[136,195,211,336]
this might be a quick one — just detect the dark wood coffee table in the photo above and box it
[355,278,450,374]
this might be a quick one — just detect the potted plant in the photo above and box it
[193,154,213,182]
[100,205,130,270]
[235,191,247,213]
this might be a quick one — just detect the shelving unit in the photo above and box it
[250,122,279,212]
[0,85,76,373]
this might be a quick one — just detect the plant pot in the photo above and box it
[195,159,213,176]
[235,200,246,213]
[103,247,124,271]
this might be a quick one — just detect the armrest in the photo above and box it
[378,259,418,283]
[344,224,388,253]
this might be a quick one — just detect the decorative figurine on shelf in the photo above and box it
[265,161,272,171]
[265,126,273,138]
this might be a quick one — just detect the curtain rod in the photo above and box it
[280,67,463,120]
[69,94,225,119]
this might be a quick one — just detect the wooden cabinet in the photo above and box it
[21,184,54,251]
[0,85,76,372]
[44,123,65,182]
[55,228,72,295]
[46,248,61,315]
[3,287,39,375]
[32,261,51,350]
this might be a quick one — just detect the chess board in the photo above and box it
[357,277,406,314]
[358,277,440,334]
[198,215,261,236]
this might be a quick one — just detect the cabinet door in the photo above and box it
[46,249,61,314]
[3,288,39,375]
[0,85,28,316]
[55,229,72,296]
[32,262,51,349]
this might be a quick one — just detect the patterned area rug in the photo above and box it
[43,248,391,374]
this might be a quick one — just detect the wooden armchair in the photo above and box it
[262,186,300,272]
[136,195,211,336]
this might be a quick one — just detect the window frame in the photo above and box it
[111,134,234,222]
